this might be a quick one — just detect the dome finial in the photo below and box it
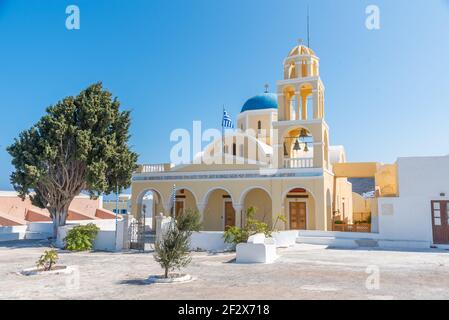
[264,84,269,93]
[297,38,304,46]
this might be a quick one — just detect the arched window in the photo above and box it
[288,62,296,79]
[257,120,262,130]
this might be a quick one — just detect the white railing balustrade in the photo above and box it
[284,158,314,169]
[141,164,166,173]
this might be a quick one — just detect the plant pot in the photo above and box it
[20,265,75,276]
[145,273,195,284]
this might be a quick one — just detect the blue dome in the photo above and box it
[241,93,278,113]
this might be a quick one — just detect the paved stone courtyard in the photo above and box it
[1,240,449,300]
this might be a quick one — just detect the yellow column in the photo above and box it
[312,90,319,119]
[233,204,243,228]
[301,95,307,120]
[295,92,301,120]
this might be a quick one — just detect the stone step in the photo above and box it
[25,232,52,240]
[0,232,26,242]
[296,236,358,249]
[355,239,379,248]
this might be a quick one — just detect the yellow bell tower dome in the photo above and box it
[279,41,324,121]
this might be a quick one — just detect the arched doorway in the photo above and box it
[137,189,164,232]
[171,188,199,218]
[283,187,316,230]
[202,188,235,231]
[240,187,272,228]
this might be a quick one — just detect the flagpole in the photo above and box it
[222,105,225,163]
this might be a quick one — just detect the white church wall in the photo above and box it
[376,155,449,248]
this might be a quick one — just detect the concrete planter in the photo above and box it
[271,230,299,248]
[20,265,75,276]
[145,273,195,284]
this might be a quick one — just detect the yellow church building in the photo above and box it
[131,43,398,233]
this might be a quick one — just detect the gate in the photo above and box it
[129,218,145,251]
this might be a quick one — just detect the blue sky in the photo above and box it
[0,0,449,191]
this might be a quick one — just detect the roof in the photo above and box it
[241,93,278,113]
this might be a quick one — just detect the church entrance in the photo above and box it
[224,201,236,230]
[289,201,307,230]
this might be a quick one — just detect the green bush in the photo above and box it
[176,209,202,234]
[36,249,59,271]
[223,206,272,246]
[64,223,100,251]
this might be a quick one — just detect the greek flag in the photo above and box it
[222,109,234,129]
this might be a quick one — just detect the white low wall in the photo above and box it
[190,232,234,252]
[27,222,53,233]
[0,225,27,234]
[189,231,300,252]
[272,231,299,247]
[56,218,125,252]
[377,197,434,246]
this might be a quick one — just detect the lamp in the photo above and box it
[304,142,309,153]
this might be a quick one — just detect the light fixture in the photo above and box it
[304,142,309,153]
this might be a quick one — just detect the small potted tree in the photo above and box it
[21,249,74,276]
[149,210,201,283]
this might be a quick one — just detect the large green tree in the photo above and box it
[7,82,138,237]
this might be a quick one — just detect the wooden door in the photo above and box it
[290,202,307,230]
[431,201,449,244]
[224,202,235,230]
[175,201,184,218]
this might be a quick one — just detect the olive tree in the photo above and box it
[7,82,138,237]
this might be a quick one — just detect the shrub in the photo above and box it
[272,214,287,232]
[153,211,201,279]
[65,223,100,251]
[176,209,202,234]
[223,206,272,246]
[36,249,59,271]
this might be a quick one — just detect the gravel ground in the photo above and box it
[1,240,448,300]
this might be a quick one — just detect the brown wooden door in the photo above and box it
[175,201,184,218]
[431,201,449,244]
[224,202,235,230]
[290,202,307,230]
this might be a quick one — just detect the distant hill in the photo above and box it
[348,178,375,196]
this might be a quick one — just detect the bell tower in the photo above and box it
[274,42,330,170]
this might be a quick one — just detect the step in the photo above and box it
[355,239,379,248]
[25,232,52,240]
[296,236,358,249]
[0,232,26,242]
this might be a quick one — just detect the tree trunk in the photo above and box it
[51,210,69,239]
[164,266,169,279]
